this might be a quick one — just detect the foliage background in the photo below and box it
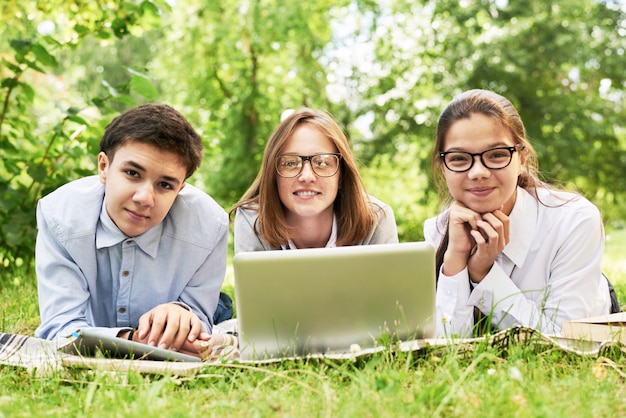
[1,0,625,272]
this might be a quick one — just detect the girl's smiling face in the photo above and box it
[277,124,340,224]
[442,113,526,215]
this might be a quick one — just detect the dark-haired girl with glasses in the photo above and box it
[425,89,614,338]
[230,108,398,253]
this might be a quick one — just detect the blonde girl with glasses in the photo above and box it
[426,89,615,338]
[230,108,398,253]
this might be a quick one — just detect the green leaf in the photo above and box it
[101,80,120,97]
[9,39,30,52]
[111,94,139,105]
[1,78,18,89]
[24,60,45,73]
[31,43,58,68]
[91,97,106,108]
[129,74,158,101]
[141,1,161,16]
[53,122,65,136]
[66,115,88,125]
[18,82,35,103]
[95,29,112,40]
[1,59,22,74]
[74,24,90,35]
[27,165,48,182]
[111,17,129,38]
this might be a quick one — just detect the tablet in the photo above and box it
[59,328,202,362]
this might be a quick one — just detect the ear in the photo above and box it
[97,152,109,184]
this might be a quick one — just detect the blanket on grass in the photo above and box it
[1,327,624,377]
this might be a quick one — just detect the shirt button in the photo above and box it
[118,307,126,313]
[122,271,129,277]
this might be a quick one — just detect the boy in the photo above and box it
[35,103,228,358]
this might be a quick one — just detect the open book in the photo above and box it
[560,312,626,343]
[0,328,238,376]
[2,326,626,377]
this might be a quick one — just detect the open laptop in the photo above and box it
[233,241,436,360]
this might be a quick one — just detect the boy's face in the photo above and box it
[98,141,187,237]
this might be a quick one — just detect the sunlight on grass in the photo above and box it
[0,219,624,417]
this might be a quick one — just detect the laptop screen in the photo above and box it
[233,241,436,360]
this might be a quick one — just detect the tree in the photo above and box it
[152,0,353,206]
[2,0,625,273]
[0,0,167,268]
[340,0,626,224]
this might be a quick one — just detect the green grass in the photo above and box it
[0,232,625,417]
[605,227,626,290]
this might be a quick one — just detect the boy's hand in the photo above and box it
[178,334,238,360]
[135,303,209,351]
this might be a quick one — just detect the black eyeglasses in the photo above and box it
[275,153,342,178]
[439,145,523,173]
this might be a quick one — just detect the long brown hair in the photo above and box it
[230,108,377,247]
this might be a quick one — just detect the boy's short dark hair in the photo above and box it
[99,103,203,178]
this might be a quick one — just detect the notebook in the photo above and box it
[59,328,202,362]
[233,241,436,360]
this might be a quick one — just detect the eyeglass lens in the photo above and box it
[276,154,340,177]
[442,147,514,172]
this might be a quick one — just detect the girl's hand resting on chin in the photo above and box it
[443,201,510,283]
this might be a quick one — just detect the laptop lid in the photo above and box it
[233,241,436,360]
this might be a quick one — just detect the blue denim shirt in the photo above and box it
[34,176,228,340]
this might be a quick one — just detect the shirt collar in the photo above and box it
[95,199,162,257]
[502,187,537,269]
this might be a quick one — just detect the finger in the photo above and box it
[472,220,506,260]
[469,228,487,246]
[147,309,169,346]
[178,341,206,360]
[168,316,191,351]
[470,220,493,242]
[490,210,510,243]
[156,310,182,349]
[482,212,506,238]
[449,206,481,247]
[181,338,212,360]
[193,335,238,360]
[450,204,481,230]
[136,312,153,341]
[187,316,204,342]
[474,220,495,242]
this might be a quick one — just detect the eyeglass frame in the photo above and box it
[275,153,343,178]
[438,145,523,173]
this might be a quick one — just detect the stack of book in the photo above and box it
[561,312,626,343]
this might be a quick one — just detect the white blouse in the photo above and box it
[424,187,611,338]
